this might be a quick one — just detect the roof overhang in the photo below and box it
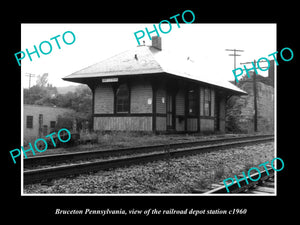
[62,46,247,95]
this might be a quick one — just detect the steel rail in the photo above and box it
[203,166,274,194]
[24,134,274,168]
[24,136,273,185]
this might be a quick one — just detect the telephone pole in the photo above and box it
[25,73,36,102]
[239,60,268,132]
[225,49,244,85]
[25,73,35,89]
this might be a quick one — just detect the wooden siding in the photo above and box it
[94,83,114,114]
[94,116,152,131]
[187,118,198,131]
[219,95,226,132]
[200,118,214,132]
[156,87,166,114]
[94,81,152,115]
[92,78,226,134]
[211,89,215,117]
[199,87,215,117]
[200,87,204,116]
[156,116,166,131]
[131,80,152,113]
[198,87,216,132]
[176,117,185,131]
[176,89,185,116]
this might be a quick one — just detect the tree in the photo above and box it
[36,73,48,87]
[24,72,58,105]
[24,81,93,130]
[24,84,58,105]
[56,112,76,131]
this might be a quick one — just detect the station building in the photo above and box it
[63,37,246,133]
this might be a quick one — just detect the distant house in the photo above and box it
[23,104,74,143]
[63,36,246,133]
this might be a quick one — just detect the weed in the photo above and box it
[243,158,256,172]
[214,163,225,180]
[193,178,212,190]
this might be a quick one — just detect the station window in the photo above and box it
[115,83,130,113]
[26,116,33,128]
[188,88,197,115]
[204,88,211,116]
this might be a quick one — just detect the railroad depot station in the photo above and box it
[24,36,276,195]
[63,36,248,134]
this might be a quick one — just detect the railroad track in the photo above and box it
[24,134,273,168]
[194,165,275,194]
[24,135,274,185]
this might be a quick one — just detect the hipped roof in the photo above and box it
[63,45,246,95]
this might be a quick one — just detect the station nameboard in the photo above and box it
[102,78,118,83]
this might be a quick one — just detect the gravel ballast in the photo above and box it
[24,142,274,194]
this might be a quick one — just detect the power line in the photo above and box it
[25,73,35,89]
[225,49,244,85]
[239,60,266,133]
[239,59,270,133]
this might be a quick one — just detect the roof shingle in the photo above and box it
[63,45,246,95]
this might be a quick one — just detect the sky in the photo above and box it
[21,23,276,88]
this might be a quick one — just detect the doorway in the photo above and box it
[166,92,175,131]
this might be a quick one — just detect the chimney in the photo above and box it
[152,36,162,50]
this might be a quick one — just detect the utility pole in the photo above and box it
[225,49,244,85]
[25,73,35,89]
[25,73,35,103]
[239,60,268,132]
